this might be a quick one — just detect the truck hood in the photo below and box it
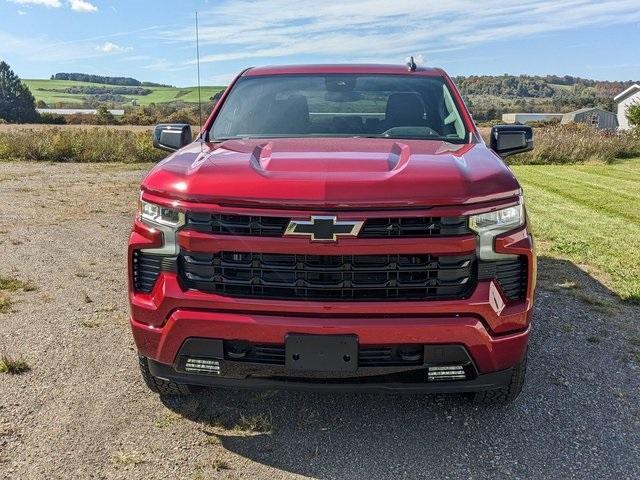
[142,138,520,208]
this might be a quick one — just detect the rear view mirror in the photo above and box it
[153,124,192,152]
[490,125,533,158]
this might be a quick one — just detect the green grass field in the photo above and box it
[22,79,225,106]
[513,158,640,303]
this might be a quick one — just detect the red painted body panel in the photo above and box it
[130,65,536,382]
[142,139,519,208]
[132,313,529,374]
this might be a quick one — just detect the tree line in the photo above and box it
[453,74,639,122]
[51,72,173,88]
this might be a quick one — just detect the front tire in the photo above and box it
[138,355,192,395]
[472,352,527,405]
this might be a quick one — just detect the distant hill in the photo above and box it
[453,74,639,121]
[51,73,173,88]
[23,78,225,108]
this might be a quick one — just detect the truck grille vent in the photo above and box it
[132,251,176,293]
[132,251,162,293]
[184,213,469,238]
[179,251,476,301]
[478,257,528,301]
[224,342,424,367]
[359,216,468,237]
[186,212,290,236]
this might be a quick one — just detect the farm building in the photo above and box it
[501,113,564,124]
[561,107,618,131]
[615,84,640,130]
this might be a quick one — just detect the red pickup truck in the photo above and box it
[129,63,536,404]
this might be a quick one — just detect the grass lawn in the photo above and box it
[513,158,640,303]
[22,79,225,106]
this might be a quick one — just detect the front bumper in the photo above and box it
[129,216,536,385]
[145,336,519,393]
[132,308,530,375]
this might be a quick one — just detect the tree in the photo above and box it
[0,61,38,123]
[627,103,640,130]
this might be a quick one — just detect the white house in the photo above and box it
[614,84,640,130]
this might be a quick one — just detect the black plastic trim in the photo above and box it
[179,251,476,301]
[132,251,177,293]
[148,358,510,393]
[478,257,527,301]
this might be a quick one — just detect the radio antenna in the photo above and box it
[195,11,204,139]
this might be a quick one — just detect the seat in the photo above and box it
[380,92,426,132]
[262,94,310,134]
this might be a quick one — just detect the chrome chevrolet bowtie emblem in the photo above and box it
[285,216,364,241]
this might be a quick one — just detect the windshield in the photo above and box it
[210,74,468,143]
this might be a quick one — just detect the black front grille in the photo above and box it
[186,212,289,236]
[179,251,475,301]
[185,212,470,238]
[358,346,423,367]
[478,257,528,301]
[359,216,468,237]
[224,342,423,367]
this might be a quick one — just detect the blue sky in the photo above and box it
[0,0,639,86]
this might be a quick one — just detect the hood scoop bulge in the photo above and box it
[249,141,411,176]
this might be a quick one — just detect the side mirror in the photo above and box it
[153,124,192,152]
[490,125,533,158]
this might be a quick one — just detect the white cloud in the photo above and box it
[152,0,640,67]
[17,9,27,14]
[96,41,131,53]
[8,0,61,7]
[68,0,96,13]
[7,0,97,12]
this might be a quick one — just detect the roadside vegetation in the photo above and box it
[0,126,164,163]
[2,122,638,165]
[513,158,640,303]
[508,124,640,164]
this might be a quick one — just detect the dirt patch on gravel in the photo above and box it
[0,162,638,479]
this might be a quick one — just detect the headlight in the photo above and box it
[139,199,183,227]
[469,202,523,233]
[138,197,184,255]
[469,198,524,260]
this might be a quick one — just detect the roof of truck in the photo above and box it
[243,64,444,77]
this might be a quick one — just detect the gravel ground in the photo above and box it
[0,162,638,480]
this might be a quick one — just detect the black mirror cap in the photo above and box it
[490,124,534,158]
[153,124,193,152]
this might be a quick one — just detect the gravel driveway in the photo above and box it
[1,162,638,480]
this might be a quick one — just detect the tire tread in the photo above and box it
[138,356,191,395]
[473,353,527,405]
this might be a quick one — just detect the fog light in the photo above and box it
[427,365,466,381]
[185,358,220,375]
